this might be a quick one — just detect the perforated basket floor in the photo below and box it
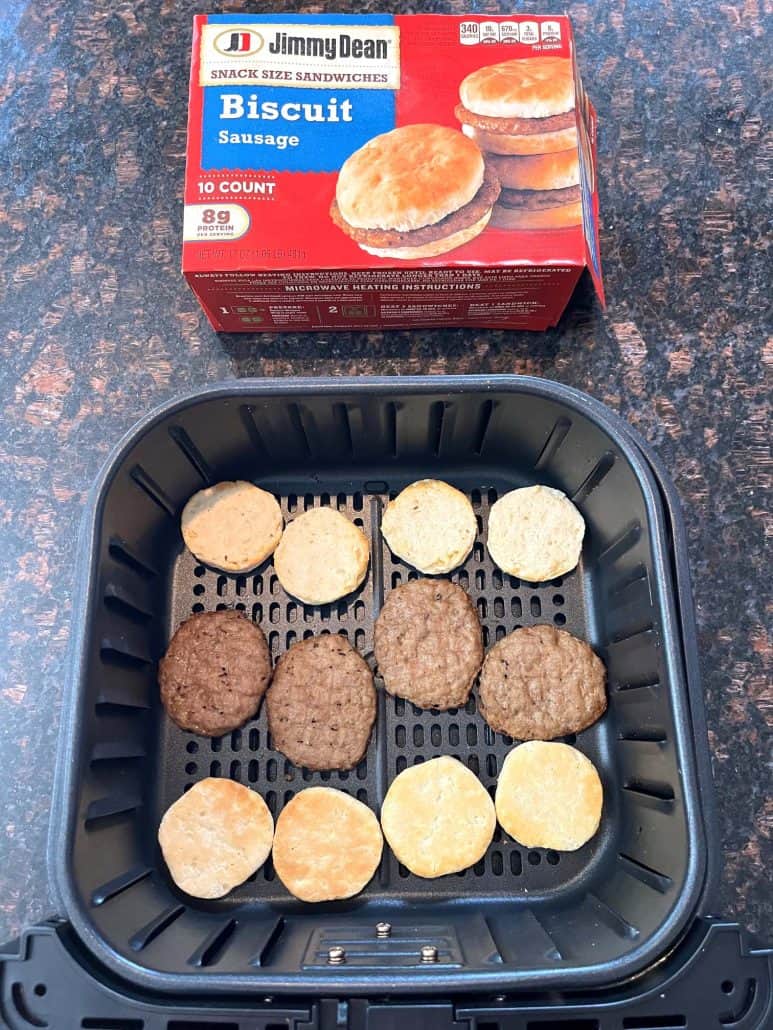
[165,483,593,902]
[53,377,707,995]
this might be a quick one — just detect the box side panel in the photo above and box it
[185,265,581,331]
[571,33,605,305]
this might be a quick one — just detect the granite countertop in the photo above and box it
[0,0,769,952]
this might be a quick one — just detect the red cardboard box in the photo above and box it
[183,13,603,332]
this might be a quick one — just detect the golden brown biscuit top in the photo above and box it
[272,787,382,902]
[335,124,485,232]
[459,57,575,120]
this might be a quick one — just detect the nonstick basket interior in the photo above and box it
[53,377,706,994]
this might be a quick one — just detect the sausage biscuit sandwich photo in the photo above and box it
[457,57,582,230]
[330,124,501,259]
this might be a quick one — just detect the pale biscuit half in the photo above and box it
[381,479,477,574]
[380,756,495,878]
[495,741,603,851]
[487,485,585,581]
[181,480,283,573]
[158,778,273,899]
[274,506,370,605]
[272,787,383,902]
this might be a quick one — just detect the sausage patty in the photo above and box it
[479,625,606,740]
[159,610,272,738]
[266,634,376,771]
[375,579,483,710]
[496,184,582,211]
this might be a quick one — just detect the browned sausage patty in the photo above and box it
[479,625,606,740]
[159,610,272,737]
[495,184,582,212]
[266,634,376,771]
[375,579,484,710]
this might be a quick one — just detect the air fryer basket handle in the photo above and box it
[1,919,770,1028]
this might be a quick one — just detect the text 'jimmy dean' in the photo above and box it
[269,31,388,60]
[199,23,401,91]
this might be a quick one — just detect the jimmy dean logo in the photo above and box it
[267,31,389,61]
[200,22,400,90]
[214,29,264,56]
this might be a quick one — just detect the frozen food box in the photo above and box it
[183,14,603,331]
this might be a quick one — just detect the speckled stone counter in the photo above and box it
[0,0,770,947]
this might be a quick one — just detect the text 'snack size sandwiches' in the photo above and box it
[183,15,603,332]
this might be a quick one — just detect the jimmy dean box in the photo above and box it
[183,13,603,332]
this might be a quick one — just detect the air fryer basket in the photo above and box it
[51,376,707,995]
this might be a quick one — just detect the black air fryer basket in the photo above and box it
[2,377,770,1028]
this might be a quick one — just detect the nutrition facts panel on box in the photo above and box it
[459,18,562,47]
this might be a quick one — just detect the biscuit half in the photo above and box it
[380,756,495,877]
[181,480,283,573]
[272,787,383,902]
[158,778,273,898]
[486,484,585,581]
[274,506,370,605]
[495,741,603,851]
[381,479,477,574]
